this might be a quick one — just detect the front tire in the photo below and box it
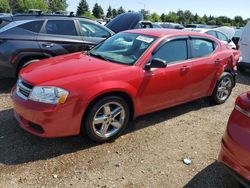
[210,72,233,105]
[83,96,130,143]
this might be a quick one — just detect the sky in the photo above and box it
[67,0,250,19]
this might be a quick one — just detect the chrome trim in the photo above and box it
[16,79,33,100]
[235,105,250,118]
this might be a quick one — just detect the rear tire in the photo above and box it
[82,96,130,143]
[209,72,233,105]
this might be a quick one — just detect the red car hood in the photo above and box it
[20,52,126,85]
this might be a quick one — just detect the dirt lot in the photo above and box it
[0,72,249,188]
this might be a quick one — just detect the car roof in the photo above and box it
[124,28,213,38]
[3,14,93,22]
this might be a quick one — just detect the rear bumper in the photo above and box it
[219,162,250,187]
[218,109,250,185]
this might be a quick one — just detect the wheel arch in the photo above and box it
[15,52,52,76]
[80,90,135,131]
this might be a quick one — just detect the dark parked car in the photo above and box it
[105,12,160,33]
[0,13,114,78]
[155,22,185,29]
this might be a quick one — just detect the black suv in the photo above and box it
[0,14,114,78]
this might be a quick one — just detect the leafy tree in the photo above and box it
[14,0,48,13]
[48,0,68,12]
[139,9,150,20]
[106,5,112,18]
[0,0,10,13]
[82,11,95,19]
[76,0,89,16]
[111,8,117,18]
[160,13,165,22]
[117,6,125,15]
[177,10,185,24]
[92,3,103,19]
[150,12,161,22]
[165,11,179,23]
[234,16,244,27]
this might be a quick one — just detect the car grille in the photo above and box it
[16,79,33,100]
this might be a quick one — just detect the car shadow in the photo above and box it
[0,99,211,165]
[184,162,243,188]
[0,79,16,94]
[237,71,250,86]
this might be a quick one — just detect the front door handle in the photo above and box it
[42,43,54,48]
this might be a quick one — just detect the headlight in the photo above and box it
[29,86,69,104]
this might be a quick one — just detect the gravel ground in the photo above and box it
[0,72,249,188]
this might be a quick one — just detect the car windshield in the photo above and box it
[89,32,157,65]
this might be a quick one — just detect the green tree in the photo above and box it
[15,0,48,13]
[48,0,68,12]
[92,3,103,19]
[0,0,10,13]
[139,9,150,20]
[234,16,244,27]
[117,6,125,15]
[177,10,185,24]
[82,11,95,19]
[112,8,117,17]
[160,13,165,22]
[165,11,179,23]
[150,12,161,22]
[106,5,112,18]
[76,0,89,16]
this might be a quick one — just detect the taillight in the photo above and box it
[235,92,250,118]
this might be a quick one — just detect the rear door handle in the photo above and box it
[42,43,54,48]
[215,59,221,64]
[180,65,191,72]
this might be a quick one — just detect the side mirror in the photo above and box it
[144,58,167,70]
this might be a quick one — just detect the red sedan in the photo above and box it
[12,29,240,142]
[219,91,250,186]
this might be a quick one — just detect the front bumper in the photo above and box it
[12,89,83,138]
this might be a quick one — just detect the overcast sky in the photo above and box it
[67,0,250,19]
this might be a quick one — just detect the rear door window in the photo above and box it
[18,21,44,33]
[79,21,110,38]
[191,39,215,58]
[153,39,188,64]
[45,20,77,36]
[216,31,228,42]
[206,30,217,38]
[0,20,10,29]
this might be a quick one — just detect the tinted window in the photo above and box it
[153,40,188,64]
[79,21,110,38]
[0,20,10,29]
[18,21,44,33]
[206,30,217,38]
[191,39,214,58]
[217,31,228,42]
[45,20,77,36]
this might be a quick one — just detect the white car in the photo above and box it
[238,21,250,72]
[185,28,236,49]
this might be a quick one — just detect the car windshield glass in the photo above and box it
[89,32,156,65]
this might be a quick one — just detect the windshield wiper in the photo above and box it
[89,51,110,62]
